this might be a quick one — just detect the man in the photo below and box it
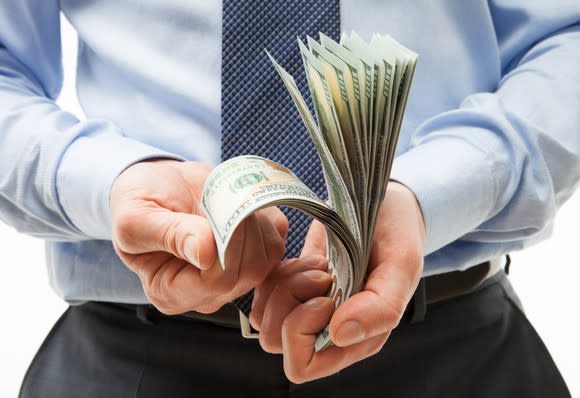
[1,1,579,397]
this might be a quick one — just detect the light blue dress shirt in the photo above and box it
[1,1,580,304]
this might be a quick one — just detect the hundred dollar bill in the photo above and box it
[201,33,418,351]
[201,155,358,351]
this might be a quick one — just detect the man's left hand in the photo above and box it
[251,181,425,383]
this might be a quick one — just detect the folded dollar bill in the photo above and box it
[201,32,418,351]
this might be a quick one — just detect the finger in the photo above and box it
[196,208,287,309]
[282,297,389,384]
[223,212,275,301]
[120,250,213,315]
[145,255,202,314]
[199,209,283,303]
[114,208,217,270]
[198,213,252,296]
[328,252,422,347]
[253,209,286,274]
[250,255,327,330]
[260,206,289,241]
[300,219,327,258]
[259,269,331,353]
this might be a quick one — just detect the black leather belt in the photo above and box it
[423,257,503,305]
[124,258,505,331]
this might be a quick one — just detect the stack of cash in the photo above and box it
[201,33,418,350]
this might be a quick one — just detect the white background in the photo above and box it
[0,17,579,397]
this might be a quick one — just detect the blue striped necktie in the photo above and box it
[221,0,340,315]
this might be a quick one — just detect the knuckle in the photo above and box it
[146,287,172,314]
[367,347,380,358]
[161,221,179,254]
[151,276,168,301]
[258,332,282,354]
[154,302,177,316]
[147,290,177,315]
[285,367,308,385]
[195,302,223,314]
[145,277,182,315]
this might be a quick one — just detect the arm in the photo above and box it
[0,2,289,313]
[253,3,580,382]
[0,1,178,240]
[392,4,580,269]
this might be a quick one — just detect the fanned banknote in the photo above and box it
[201,33,418,351]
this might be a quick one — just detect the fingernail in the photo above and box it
[300,255,326,267]
[184,236,199,266]
[334,320,365,346]
[303,270,330,281]
[304,297,330,308]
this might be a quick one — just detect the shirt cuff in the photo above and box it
[56,121,185,240]
[390,137,496,257]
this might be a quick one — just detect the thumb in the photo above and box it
[328,260,418,347]
[113,208,217,270]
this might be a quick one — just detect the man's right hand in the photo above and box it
[110,160,288,315]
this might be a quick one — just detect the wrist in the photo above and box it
[57,128,185,240]
[386,180,426,246]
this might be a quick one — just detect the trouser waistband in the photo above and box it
[115,257,507,329]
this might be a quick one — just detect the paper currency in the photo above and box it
[201,33,418,351]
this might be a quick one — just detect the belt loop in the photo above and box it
[136,305,155,326]
[409,278,427,324]
[504,255,512,275]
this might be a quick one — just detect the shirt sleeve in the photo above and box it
[390,3,580,271]
[0,1,183,241]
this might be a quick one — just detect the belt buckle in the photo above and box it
[239,311,259,338]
